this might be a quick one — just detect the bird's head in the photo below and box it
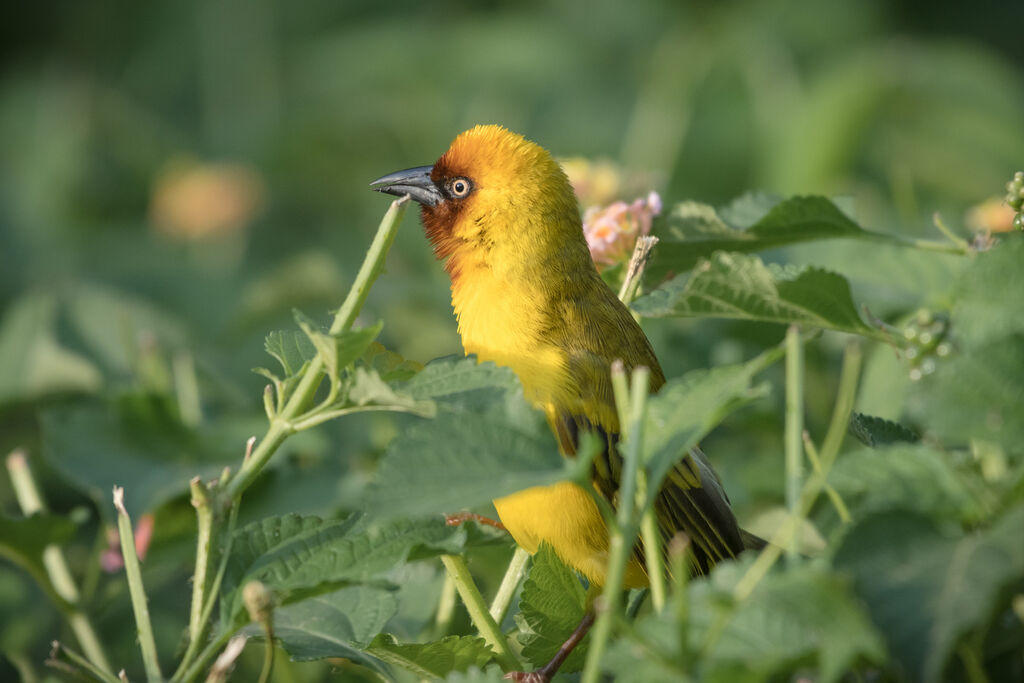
[371,125,586,275]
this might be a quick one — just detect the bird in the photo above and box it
[371,125,760,681]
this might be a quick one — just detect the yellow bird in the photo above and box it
[372,125,759,681]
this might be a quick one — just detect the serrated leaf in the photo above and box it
[603,560,886,683]
[348,366,434,415]
[515,545,589,671]
[847,413,919,448]
[647,195,873,280]
[909,339,1024,451]
[640,346,779,507]
[220,513,494,629]
[362,373,570,519]
[401,356,520,400]
[264,330,316,377]
[634,252,884,340]
[834,505,1024,682]
[294,311,381,380]
[694,562,886,683]
[248,585,396,672]
[366,634,494,679]
[827,445,993,524]
[362,341,424,382]
[949,234,1024,346]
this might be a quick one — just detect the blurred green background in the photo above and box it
[1,0,1022,680]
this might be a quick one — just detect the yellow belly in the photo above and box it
[493,482,648,589]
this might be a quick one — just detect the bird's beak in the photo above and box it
[369,165,443,207]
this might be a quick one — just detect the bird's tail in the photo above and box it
[740,528,768,551]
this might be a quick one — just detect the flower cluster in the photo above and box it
[582,191,662,268]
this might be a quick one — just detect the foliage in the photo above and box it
[3,3,1024,682]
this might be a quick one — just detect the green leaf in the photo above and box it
[362,366,570,519]
[348,366,434,415]
[695,562,886,683]
[647,195,872,280]
[444,666,506,682]
[640,346,778,506]
[949,235,1024,346]
[401,356,520,400]
[248,585,396,675]
[909,339,1024,451]
[264,330,316,377]
[0,289,101,404]
[294,310,384,380]
[365,634,494,679]
[220,513,496,629]
[603,561,886,683]
[0,513,77,595]
[362,341,424,382]
[834,505,1024,682]
[40,397,236,519]
[847,412,919,448]
[515,544,589,671]
[633,252,884,340]
[827,445,994,525]
[63,282,189,377]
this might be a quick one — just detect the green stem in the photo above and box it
[51,642,121,683]
[802,432,851,524]
[113,487,163,683]
[931,212,972,252]
[669,537,691,665]
[173,502,239,682]
[729,342,862,604]
[6,451,113,676]
[226,196,409,501]
[439,555,520,671]
[173,352,202,427]
[958,641,991,683]
[188,478,215,648]
[256,634,274,683]
[489,547,530,624]
[433,571,457,636]
[863,229,969,255]
[784,325,804,563]
[175,630,234,683]
[582,367,651,683]
[640,505,665,612]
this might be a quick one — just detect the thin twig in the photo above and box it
[439,554,520,671]
[113,487,163,683]
[784,325,804,563]
[6,451,113,675]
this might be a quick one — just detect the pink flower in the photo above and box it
[583,191,662,268]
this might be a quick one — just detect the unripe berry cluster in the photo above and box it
[903,309,951,381]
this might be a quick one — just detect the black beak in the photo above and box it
[370,165,443,207]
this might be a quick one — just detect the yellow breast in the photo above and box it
[450,259,646,588]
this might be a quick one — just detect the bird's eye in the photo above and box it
[449,177,472,198]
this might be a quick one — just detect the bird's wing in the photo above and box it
[554,349,747,575]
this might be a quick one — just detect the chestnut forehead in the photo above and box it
[430,156,469,183]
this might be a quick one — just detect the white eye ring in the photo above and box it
[450,177,472,198]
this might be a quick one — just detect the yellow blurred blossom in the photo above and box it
[561,157,624,207]
[965,197,1016,234]
[150,160,264,240]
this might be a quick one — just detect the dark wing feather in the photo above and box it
[553,355,748,577]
